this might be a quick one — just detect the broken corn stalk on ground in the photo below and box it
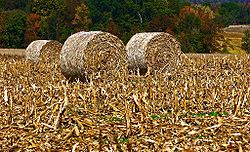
[0,53,250,151]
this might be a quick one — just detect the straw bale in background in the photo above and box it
[126,32,182,74]
[25,40,62,63]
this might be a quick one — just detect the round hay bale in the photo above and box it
[25,40,62,63]
[60,31,127,82]
[126,32,182,74]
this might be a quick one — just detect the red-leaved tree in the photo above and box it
[24,13,41,47]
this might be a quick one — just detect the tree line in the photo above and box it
[190,0,250,3]
[0,0,249,53]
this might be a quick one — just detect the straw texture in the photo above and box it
[60,31,127,81]
[25,40,62,63]
[126,32,182,74]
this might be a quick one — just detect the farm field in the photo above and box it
[0,53,250,151]
[222,32,245,54]
[0,49,25,56]
[222,25,250,54]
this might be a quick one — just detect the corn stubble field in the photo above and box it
[0,53,250,151]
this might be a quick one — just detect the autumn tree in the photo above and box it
[32,0,72,42]
[72,3,92,32]
[146,15,178,35]
[64,0,82,22]
[0,0,248,51]
[24,13,41,46]
[32,0,91,42]
[146,0,189,36]
[0,10,27,48]
[105,20,120,36]
[176,5,222,53]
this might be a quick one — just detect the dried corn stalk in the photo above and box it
[60,31,127,81]
[25,40,62,63]
[126,32,182,74]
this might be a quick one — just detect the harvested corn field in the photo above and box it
[0,53,250,151]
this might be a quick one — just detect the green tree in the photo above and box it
[38,11,73,42]
[1,0,31,11]
[177,13,204,53]
[32,0,74,42]
[32,0,64,16]
[216,2,242,27]
[32,0,92,42]
[0,0,4,11]
[0,10,27,48]
[238,4,250,25]
[86,0,112,30]
[86,0,175,42]
[242,30,250,53]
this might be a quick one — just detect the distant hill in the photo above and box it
[189,0,249,3]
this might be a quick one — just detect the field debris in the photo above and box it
[0,54,250,151]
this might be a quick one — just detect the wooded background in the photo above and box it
[0,0,249,53]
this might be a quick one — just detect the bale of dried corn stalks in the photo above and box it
[25,40,62,63]
[126,32,182,74]
[60,31,127,81]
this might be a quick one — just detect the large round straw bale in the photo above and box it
[60,31,127,81]
[25,40,62,63]
[126,32,182,74]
